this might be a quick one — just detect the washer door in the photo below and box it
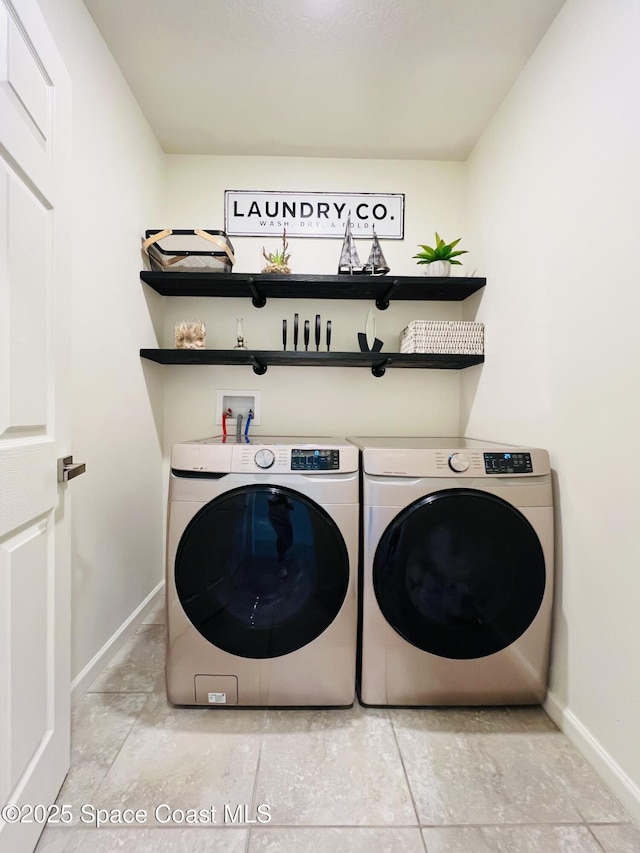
[175,484,350,659]
[373,488,546,659]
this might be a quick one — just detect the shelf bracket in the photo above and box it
[371,356,393,377]
[250,355,268,375]
[246,277,267,308]
[376,279,401,311]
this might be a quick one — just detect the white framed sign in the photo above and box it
[224,191,405,239]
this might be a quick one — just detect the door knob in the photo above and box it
[57,455,86,483]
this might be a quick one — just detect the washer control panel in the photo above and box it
[291,449,340,471]
[484,452,533,474]
[232,444,351,473]
[171,436,358,475]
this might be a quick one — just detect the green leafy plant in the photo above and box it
[413,232,468,266]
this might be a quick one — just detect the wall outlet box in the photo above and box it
[215,390,261,426]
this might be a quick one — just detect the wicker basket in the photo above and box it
[400,320,484,355]
[143,229,235,273]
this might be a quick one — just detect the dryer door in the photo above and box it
[373,488,546,659]
[175,485,350,659]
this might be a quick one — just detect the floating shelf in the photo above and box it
[140,271,486,310]
[139,348,484,378]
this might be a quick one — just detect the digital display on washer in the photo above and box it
[484,452,533,474]
[291,449,340,470]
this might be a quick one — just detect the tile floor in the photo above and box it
[35,600,640,853]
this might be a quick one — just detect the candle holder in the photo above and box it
[233,318,247,350]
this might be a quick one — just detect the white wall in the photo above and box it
[464,0,640,820]
[36,0,166,686]
[160,156,471,448]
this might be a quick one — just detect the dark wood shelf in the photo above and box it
[140,271,485,309]
[139,348,484,378]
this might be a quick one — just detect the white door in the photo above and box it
[0,1,72,851]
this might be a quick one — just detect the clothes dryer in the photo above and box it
[166,436,358,707]
[348,437,554,706]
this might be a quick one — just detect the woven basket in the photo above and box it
[143,229,236,273]
[400,320,484,355]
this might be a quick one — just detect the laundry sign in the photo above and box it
[224,191,405,239]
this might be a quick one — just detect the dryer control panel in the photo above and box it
[484,452,533,474]
[354,438,550,478]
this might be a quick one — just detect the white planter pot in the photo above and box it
[422,260,451,277]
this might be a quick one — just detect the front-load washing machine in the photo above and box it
[347,436,554,706]
[166,435,359,707]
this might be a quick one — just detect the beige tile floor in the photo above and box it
[35,600,640,853]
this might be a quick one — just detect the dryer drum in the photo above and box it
[175,484,350,659]
[373,488,546,660]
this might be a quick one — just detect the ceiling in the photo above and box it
[81,0,566,161]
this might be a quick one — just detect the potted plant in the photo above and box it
[262,230,291,274]
[413,232,467,277]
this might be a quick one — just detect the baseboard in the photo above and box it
[545,688,640,825]
[70,581,164,703]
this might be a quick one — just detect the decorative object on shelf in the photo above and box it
[339,218,391,276]
[358,308,383,353]
[338,216,365,275]
[174,319,206,349]
[400,320,484,355]
[233,318,247,350]
[413,232,467,277]
[284,311,331,354]
[143,229,235,273]
[262,229,291,273]
[362,228,390,276]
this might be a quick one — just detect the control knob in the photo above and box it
[254,448,275,469]
[448,452,470,473]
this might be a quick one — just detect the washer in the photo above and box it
[166,435,359,707]
[348,436,554,706]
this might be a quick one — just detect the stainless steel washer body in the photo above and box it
[166,436,359,707]
[348,436,554,706]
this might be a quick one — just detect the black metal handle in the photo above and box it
[304,320,310,351]
[293,313,299,351]
[282,319,287,350]
[326,320,332,351]
[315,314,321,351]
[57,455,87,483]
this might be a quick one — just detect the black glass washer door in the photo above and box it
[175,484,350,659]
[373,488,546,660]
